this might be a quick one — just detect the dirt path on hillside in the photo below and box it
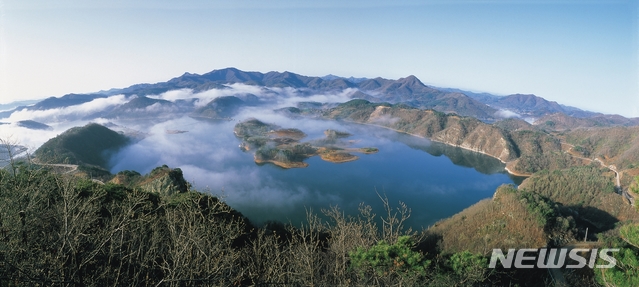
[31,158,79,174]
[561,143,622,190]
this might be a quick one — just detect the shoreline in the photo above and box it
[319,153,359,163]
[254,157,309,169]
[504,166,532,177]
[343,120,530,178]
[254,149,371,168]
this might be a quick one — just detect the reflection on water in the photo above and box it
[229,122,522,229]
[391,131,526,185]
[110,117,522,231]
[341,123,526,184]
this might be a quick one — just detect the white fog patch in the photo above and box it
[0,126,58,153]
[225,83,267,96]
[142,102,180,113]
[494,109,521,119]
[91,118,113,125]
[367,106,400,126]
[5,95,128,123]
[0,116,127,153]
[111,144,320,210]
[173,165,305,208]
[275,88,358,108]
[107,115,357,213]
[206,84,293,106]
[148,89,194,102]
[233,107,349,139]
[268,86,302,99]
[235,107,290,124]
[109,116,245,173]
[142,84,359,116]
[191,88,236,108]
[369,114,400,126]
[149,84,278,108]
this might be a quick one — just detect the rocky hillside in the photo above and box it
[518,166,639,229]
[318,100,516,162]
[110,165,190,196]
[492,118,534,132]
[487,93,567,117]
[564,126,639,171]
[309,99,572,174]
[535,112,639,130]
[287,99,639,176]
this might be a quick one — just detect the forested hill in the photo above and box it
[288,99,569,175]
[2,156,639,285]
[34,123,130,168]
[3,118,639,285]
[283,99,639,176]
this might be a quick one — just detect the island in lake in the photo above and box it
[234,118,378,168]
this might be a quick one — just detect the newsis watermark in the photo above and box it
[489,248,619,269]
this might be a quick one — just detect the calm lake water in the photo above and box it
[110,116,524,230]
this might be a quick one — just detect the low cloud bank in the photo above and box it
[107,116,352,223]
[1,84,515,227]
[148,84,357,110]
[0,83,359,154]
[494,109,521,119]
[4,95,128,123]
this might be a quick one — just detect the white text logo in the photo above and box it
[488,248,619,269]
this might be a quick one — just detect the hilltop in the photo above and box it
[34,123,130,169]
[111,165,190,196]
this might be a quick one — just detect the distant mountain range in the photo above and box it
[288,98,639,174]
[2,67,637,129]
[0,99,40,112]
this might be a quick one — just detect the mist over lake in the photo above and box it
[108,114,522,229]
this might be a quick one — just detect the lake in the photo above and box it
[110,115,524,230]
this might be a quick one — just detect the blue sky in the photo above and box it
[1,0,637,117]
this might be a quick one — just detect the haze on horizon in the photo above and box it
[1,0,637,117]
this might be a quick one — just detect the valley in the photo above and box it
[1,67,639,286]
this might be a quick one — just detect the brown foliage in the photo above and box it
[427,185,547,255]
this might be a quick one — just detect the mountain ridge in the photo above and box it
[3,67,637,128]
